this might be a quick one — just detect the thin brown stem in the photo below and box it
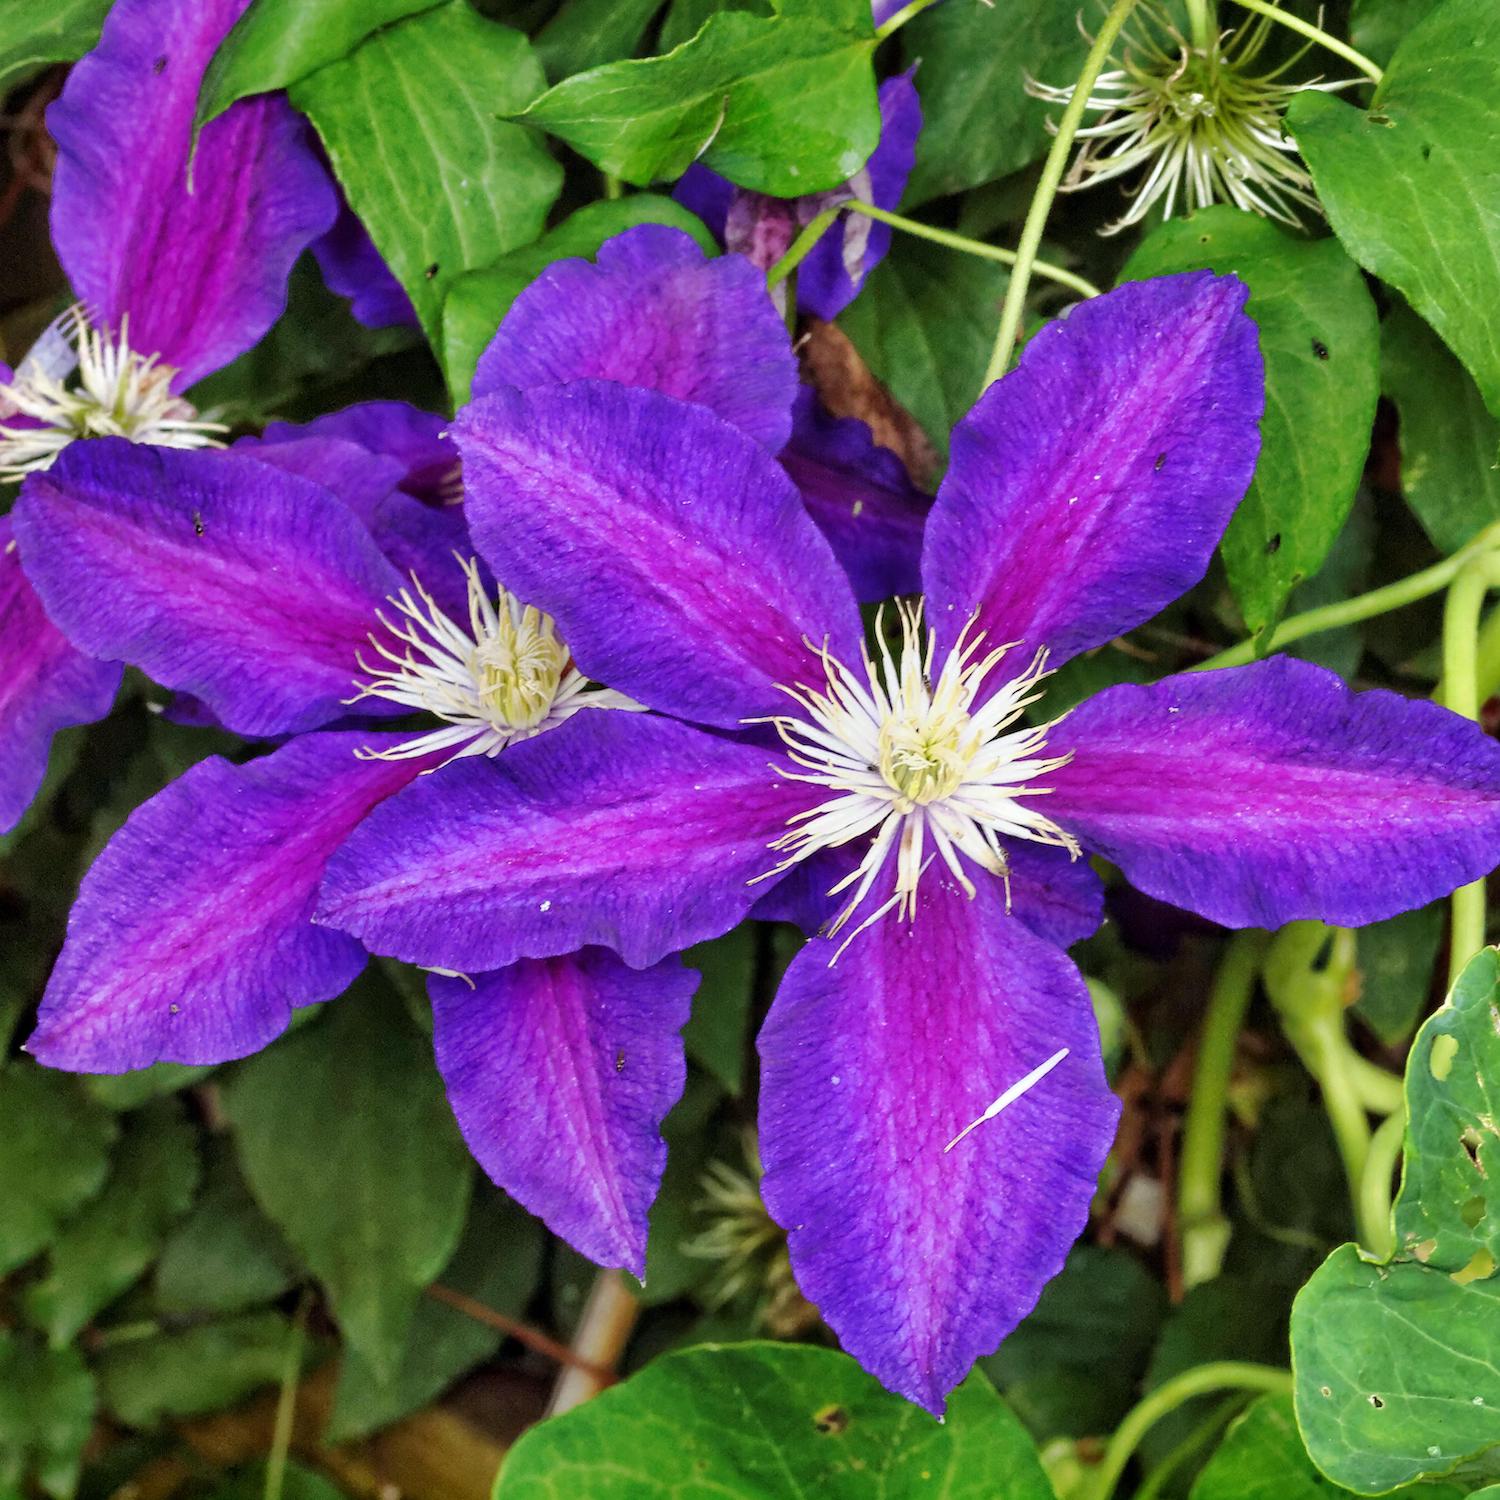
[424,1283,616,1384]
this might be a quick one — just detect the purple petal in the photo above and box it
[0,517,120,833]
[311,193,420,331]
[922,274,1264,678]
[671,164,734,243]
[455,382,862,730]
[47,0,337,385]
[26,733,430,1072]
[1044,657,1500,929]
[11,441,405,737]
[471,224,797,453]
[798,71,922,322]
[431,950,694,1275]
[780,388,928,602]
[759,868,1119,1413]
[233,433,405,526]
[318,711,810,972]
[366,491,479,623]
[263,402,456,506]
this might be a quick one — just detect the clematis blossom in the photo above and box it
[674,69,921,319]
[319,270,1500,1412]
[0,0,337,832]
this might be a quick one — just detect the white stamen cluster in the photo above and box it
[347,556,640,764]
[0,307,226,480]
[758,601,1078,956]
[1029,7,1351,234]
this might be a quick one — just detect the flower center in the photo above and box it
[348,556,640,764]
[0,307,225,479]
[755,601,1079,955]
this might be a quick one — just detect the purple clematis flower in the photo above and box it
[318,270,1500,1412]
[675,69,921,320]
[0,0,336,832]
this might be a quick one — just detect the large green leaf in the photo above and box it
[0,1063,117,1277]
[519,0,878,195]
[534,0,665,78]
[1192,1393,1467,1500]
[221,980,473,1383]
[292,2,562,348]
[1382,299,1500,553]
[24,1100,200,1347]
[1122,208,1380,634]
[1289,0,1500,420]
[681,926,756,1098]
[492,1343,1054,1497]
[0,0,109,97]
[96,1313,305,1428]
[839,235,1009,461]
[1351,0,1446,69]
[441,194,716,402]
[196,0,446,128]
[1292,949,1500,1491]
[328,1187,545,1442]
[898,0,1089,205]
[0,1335,95,1500]
[1352,902,1443,1046]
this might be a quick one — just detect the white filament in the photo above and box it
[944,1048,1071,1153]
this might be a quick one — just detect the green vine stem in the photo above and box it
[264,1291,311,1500]
[1183,0,1213,51]
[1440,553,1500,986]
[763,201,1100,298]
[1195,522,1500,673]
[873,0,942,41]
[1346,1049,1404,1117]
[1085,1362,1294,1500]
[1358,1109,1406,1261]
[981,0,1143,387]
[1178,930,1270,1290]
[1132,1395,1252,1500]
[1230,0,1385,83]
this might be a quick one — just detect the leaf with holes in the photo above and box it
[492,1342,1054,1498]
[1122,208,1379,635]
[1289,0,1500,421]
[1292,949,1500,1491]
[518,0,879,196]
[291,1,562,346]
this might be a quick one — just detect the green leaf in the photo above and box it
[658,0,767,52]
[0,1063,117,1277]
[1122,208,1380,634]
[83,1062,217,1112]
[96,1313,304,1428]
[1351,0,1445,69]
[898,0,1089,205]
[1289,0,1500,421]
[840,235,1009,460]
[207,1461,343,1500]
[492,1343,1054,1497]
[441,194,716,403]
[1381,299,1500,553]
[0,1334,95,1500]
[196,0,446,128]
[328,1187,545,1441]
[221,979,474,1383]
[1292,950,1500,1490]
[520,3,878,196]
[154,1141,300,1317]
[534,0,665,78]
[681,926,756,1098]
[1353,903,1443,1047]
[0,0,109,97]
[24,1100,200,1347]
[291,2,562,348]
[1191,1392,1467,1500]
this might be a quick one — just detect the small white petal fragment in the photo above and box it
[944,1046,1070,1154]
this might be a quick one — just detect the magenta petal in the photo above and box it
[471,224,798,453]
[1045,657,1500,929]
[11,441,406,738]
[780,389,928,602]
[431,950,694,1276]
[319,712,809,972]
[759,870,1119,1413]
[263,402,456,506]
[455,382,862,729]
[798,71,922,322]
[47,0,337,384]
[26,734,429,1073]
[0,517,120,833]
[234,433,405,526]
[922,274,1264,675]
